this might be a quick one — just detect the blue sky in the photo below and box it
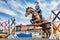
[0,0,60,25]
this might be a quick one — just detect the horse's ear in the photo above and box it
[26,7,29,10]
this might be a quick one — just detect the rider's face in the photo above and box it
[36,3,39,6]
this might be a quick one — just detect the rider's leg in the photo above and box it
[38,10,42,19]
[38,13,42,20]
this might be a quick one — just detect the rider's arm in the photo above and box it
[35,5,40,10]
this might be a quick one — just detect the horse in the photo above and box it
[25,7,51,37]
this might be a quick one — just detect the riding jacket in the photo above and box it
[35,5,42,19]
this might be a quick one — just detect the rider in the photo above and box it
[30,2,42,24]
[35,1,42,20]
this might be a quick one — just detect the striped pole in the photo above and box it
[8,19,10,35]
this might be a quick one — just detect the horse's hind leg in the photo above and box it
[45,29,51,38]
[45,24,51,37]
[43,30,50,38]
[48,29,51,37]
[45,30,49,38]
[42,30,47,38]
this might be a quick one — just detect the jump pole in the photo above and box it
[49,11,56,39]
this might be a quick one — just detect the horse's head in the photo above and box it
[25,7,34,17]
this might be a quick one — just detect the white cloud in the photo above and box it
[38,0,46,2]
[7,0,26,15]
[25,2,35,9]
[0,0,17,16]
[0,7,16,16]
[0,0,8,8]
[49,1,60,10]
[8,0,25,9]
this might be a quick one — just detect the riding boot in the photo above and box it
[39,15,42,20]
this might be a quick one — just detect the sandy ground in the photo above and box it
[0,38,59,40]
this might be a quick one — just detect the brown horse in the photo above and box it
[25,7,51,37]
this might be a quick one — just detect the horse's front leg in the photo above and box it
[30,19,35,24]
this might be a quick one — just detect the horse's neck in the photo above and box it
[31,9,41,20]
[31,9,38,16]
[32,12,38,16]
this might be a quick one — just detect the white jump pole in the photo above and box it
[49,11,56,39]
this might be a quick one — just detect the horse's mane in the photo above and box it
[26,7,35,12]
